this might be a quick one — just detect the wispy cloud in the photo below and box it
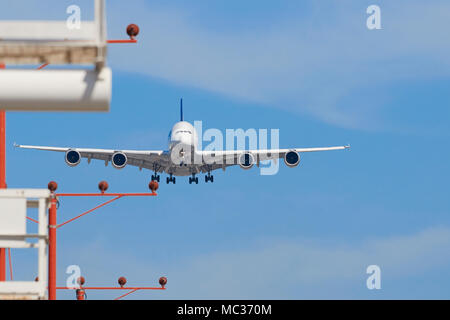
[3,1,449,130]
[107,0,450,130]
[63,225,450,299]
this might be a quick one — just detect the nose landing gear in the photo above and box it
[166,173,176,184]
[189,173,199,184]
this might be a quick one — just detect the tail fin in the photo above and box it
[180,98,183,121]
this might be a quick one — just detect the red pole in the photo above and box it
[0,62,6,282]
[48,194,57,300]
[76,289,86,300]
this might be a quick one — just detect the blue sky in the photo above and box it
[2,0,450,299]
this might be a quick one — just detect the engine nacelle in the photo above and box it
[112,152,127,169]
[65,149,81,167]
[238,152,255,170]
[284,151,300,167]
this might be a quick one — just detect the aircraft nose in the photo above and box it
[179,135,192,145]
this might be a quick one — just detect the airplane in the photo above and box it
[15,99,350,184]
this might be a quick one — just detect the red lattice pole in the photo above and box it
[48,182,58,300]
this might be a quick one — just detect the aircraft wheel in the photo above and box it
[166,177,169,184]
[205,175,208,183]
[195,177,199,184]
[211,175,214,183]
[173,177,176,184]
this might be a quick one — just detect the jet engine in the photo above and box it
[238,152,255,170]
[65,150,81,167]
[112,152,127,169]
[284,151,300,167]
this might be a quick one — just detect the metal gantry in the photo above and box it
[38,180,163,300]
[0,10,158,299]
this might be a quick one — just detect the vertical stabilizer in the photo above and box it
[180,98,183,121]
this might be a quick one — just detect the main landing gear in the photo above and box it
[205,172,214,183]
[189,173,198,184]
[151,174,160,182]
[166,173,176,184]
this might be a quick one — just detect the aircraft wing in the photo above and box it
[15,144,168,171]
[197,145,350,172]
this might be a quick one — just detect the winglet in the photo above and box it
[345,144,351,150]
[13,142,19,147]
[180,98,183,121]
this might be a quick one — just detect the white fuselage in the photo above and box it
[167,121,199,176]
[168,121,198,150]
